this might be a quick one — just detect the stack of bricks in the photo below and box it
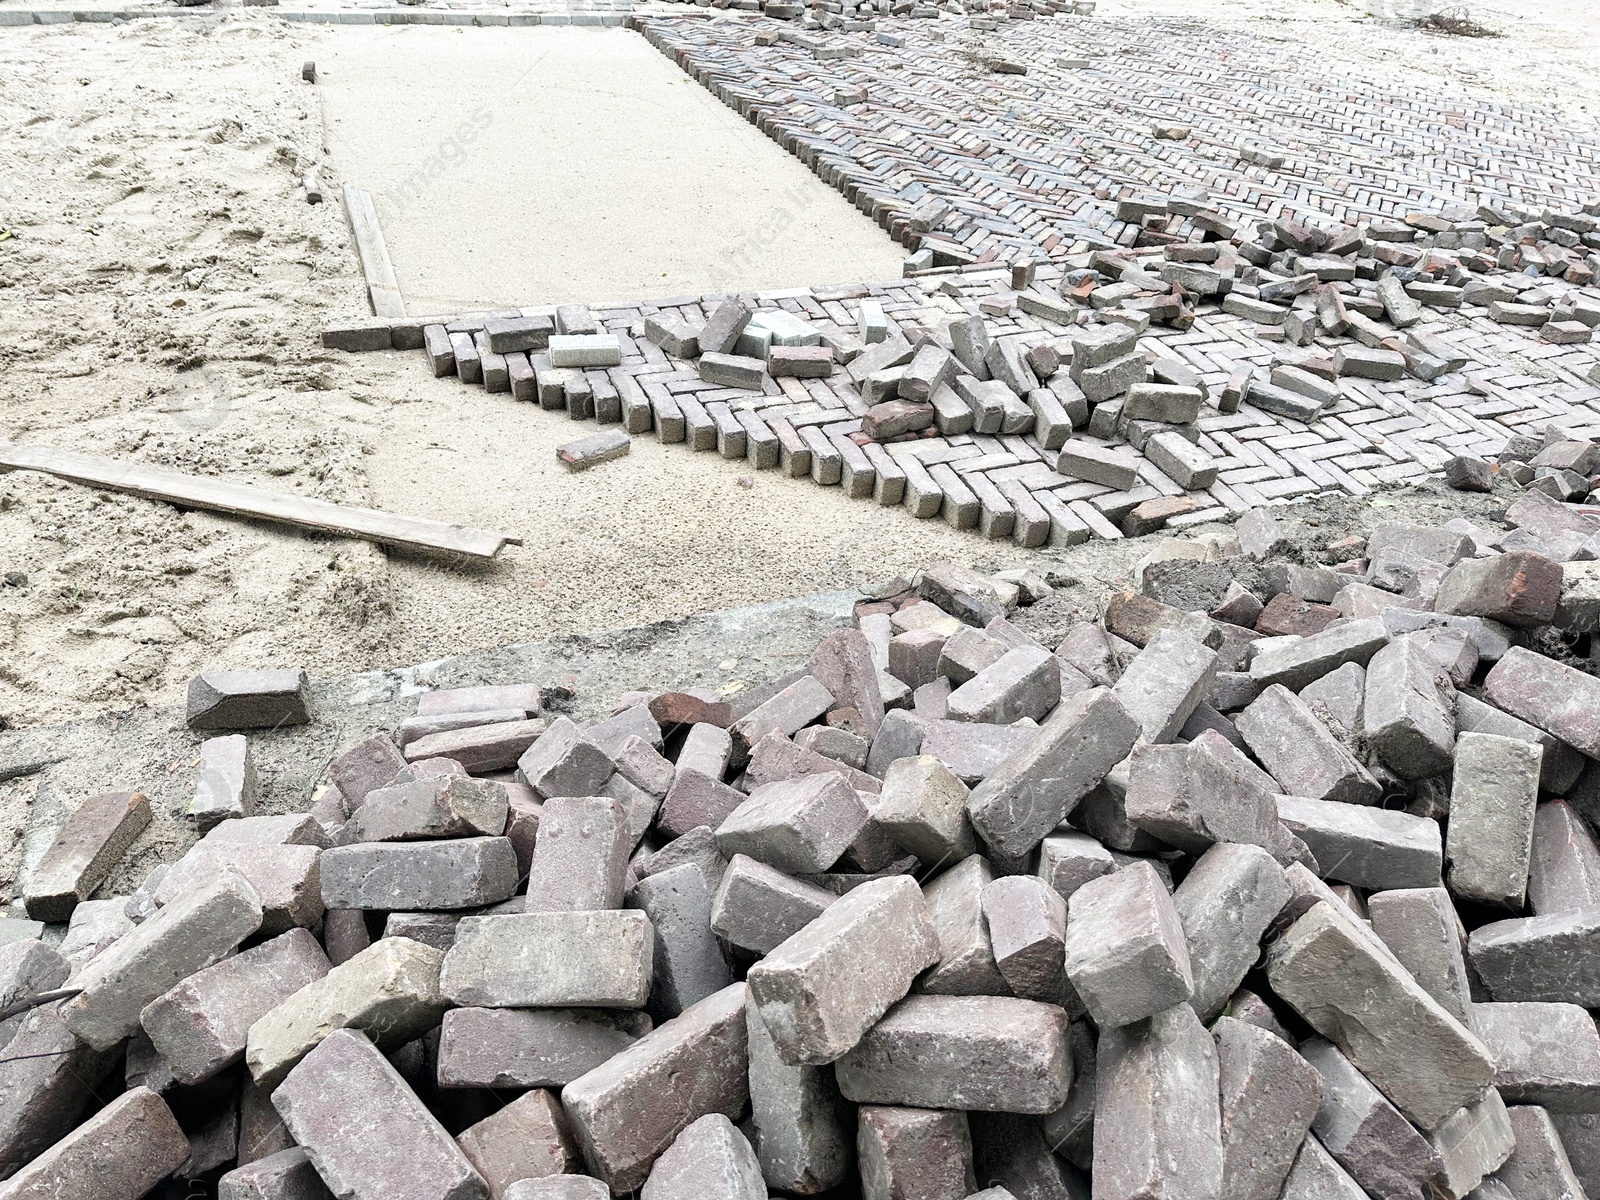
[14,518,1600,1197]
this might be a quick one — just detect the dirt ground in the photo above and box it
[0,0,1595,735]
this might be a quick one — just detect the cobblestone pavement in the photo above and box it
[345,10,1600,544]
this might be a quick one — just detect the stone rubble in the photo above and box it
[15,484,1600,1197]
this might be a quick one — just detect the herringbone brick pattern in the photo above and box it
[379,13,1600,546]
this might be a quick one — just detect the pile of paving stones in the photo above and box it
[1446,426,1600,504]
[10,498,1600,1197]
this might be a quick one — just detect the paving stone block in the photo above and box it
[715,773,868,874]
[151,840,321,936]
[1495,1105,1588,1198]
[1425,1086,1514,1199]
[0,1002,119,1183]
[638,1112,762,1200]
[1277,1134,1367,1200]
[1095,1002,1223,1200]
[1367,887,1473,1023]
[549,333,622,368]
[856,1106,974,1200]
[874,754,976,864]
[1436,552,1564,628]
[441,911,654,1008]
[344,776,510,843]
[0,1085,189,1200]
[455,1089,578,1200]
[1459,695,1583,795]
[1111,630,1218,743]
[561,982,749,1193]
[1299,1037,1446,1199]
[402,719,543,774]
[1448,732,1542,908]
[1529,800,1600,915]
[1237,684,1381,804]
[1064,860,1192,1027]
[728,675,835,768]
[141,927,330,1086]
[192,734,259,829]
[1124,734,1281,858]
[1469,908,1600,1005]
[504,1180,608,1200]
[1248,617,1389,692]
[746,875,937,1066]
[966,686,1140,859]
[1363,635,1457,780]
[1471,1001,1600,1112]
[1548,1112,1600,1197]
[659,769,747,840]
[917,854,1005,996]
[1483,647,1600,759]
[245,936,444,1088]
[328,733,407,809]
[1056,440,1142,489]
[437,1007,652,1089]
[1268,900,1494,1130]
[1174,843,1291,1022]
[217,1146,330,1200]
[1215,1016,1324,1200]
[710,853,835,955]
[517,717,616,800]
[525,796,632,913]
[207,812,335,850]
[627,862,732,1019]
[558,428,632,472]
[946,645,1060,724]
[319,837,519,910]
[61,870,263,1051]
[745,995,850,1194]
[808,627,887,736]
[1036,830,1116,902]
[187,668,312,731]
[23,789,150,923]
[980,874,1068,1004]
[1275,795,1443,890]
[835,993,1071,1113]
[273,1028,488,1200]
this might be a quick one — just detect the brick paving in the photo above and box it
[353,11,1600,545]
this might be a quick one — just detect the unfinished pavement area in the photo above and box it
[314,25,906,311]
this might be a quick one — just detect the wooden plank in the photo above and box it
[342,184,405,318]
[0,445,519,561]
